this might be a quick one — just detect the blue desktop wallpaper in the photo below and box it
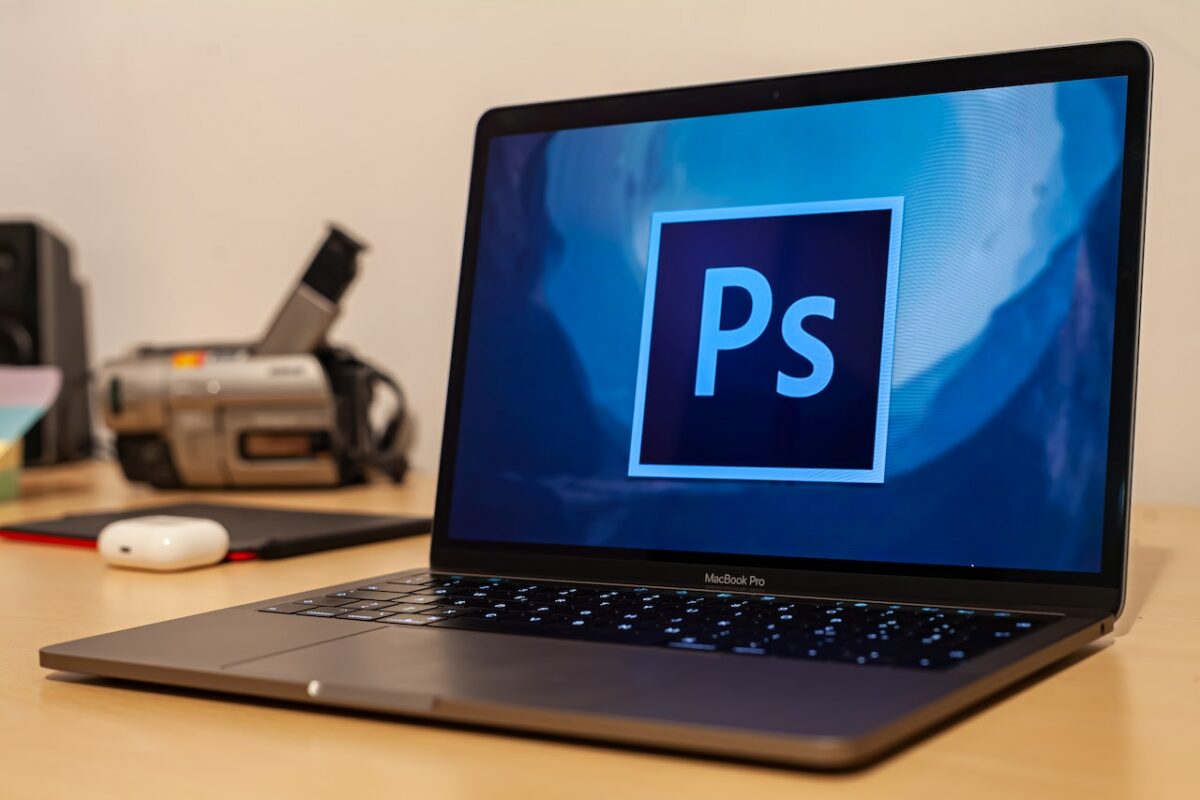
[449,76,1128,573]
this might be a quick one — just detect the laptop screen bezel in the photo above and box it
[430,40,1151,615]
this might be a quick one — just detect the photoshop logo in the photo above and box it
[629,198,903,484]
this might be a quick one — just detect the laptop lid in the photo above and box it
[432,41,1152,615]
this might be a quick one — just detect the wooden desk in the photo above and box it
[1,462,1196,799]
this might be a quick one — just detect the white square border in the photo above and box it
[627,197,905,484]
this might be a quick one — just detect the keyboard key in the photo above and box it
[347,600,396,611]
[379,614,441,626]
[297,606,346,617]
[297,597,358,607]
[328,590,406,602]
[389,574,434,585]
[591,628,672,646]
[389,603,439,614]
[401,593,441,604]
[430,616,669,646]
[421,606,473,617]
[258,603,310,614]
[337,610,395,621]
[430,617,555,635]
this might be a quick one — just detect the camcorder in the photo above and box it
[102,226,411,488]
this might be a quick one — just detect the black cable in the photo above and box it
[363,362,410,482]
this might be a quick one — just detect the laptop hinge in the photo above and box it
[417,564,1113,619]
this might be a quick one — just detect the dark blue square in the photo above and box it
[630,199,903,483]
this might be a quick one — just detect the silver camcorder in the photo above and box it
[102,227,410,488]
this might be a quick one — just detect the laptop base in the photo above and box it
[41,569,1109,769]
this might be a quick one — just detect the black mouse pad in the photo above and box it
[0,502,430,559]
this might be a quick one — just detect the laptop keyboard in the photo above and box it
[258,573,1050,670]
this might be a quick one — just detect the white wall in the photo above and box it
[1,0,1196,503]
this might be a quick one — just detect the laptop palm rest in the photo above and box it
[225,624,960,743]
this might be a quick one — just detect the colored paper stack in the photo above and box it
[0,367,62,500]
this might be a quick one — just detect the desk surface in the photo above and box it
[1,462,1197,799]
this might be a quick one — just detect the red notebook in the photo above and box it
[0,502,430,561]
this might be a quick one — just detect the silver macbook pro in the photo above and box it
[42,40,1152,768]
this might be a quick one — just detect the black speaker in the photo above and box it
[0,221,93,464]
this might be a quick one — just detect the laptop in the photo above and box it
[41,40,1152,769]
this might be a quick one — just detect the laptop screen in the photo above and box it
[447,75,1129,575]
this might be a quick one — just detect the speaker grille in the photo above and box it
[0,223,40,366]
